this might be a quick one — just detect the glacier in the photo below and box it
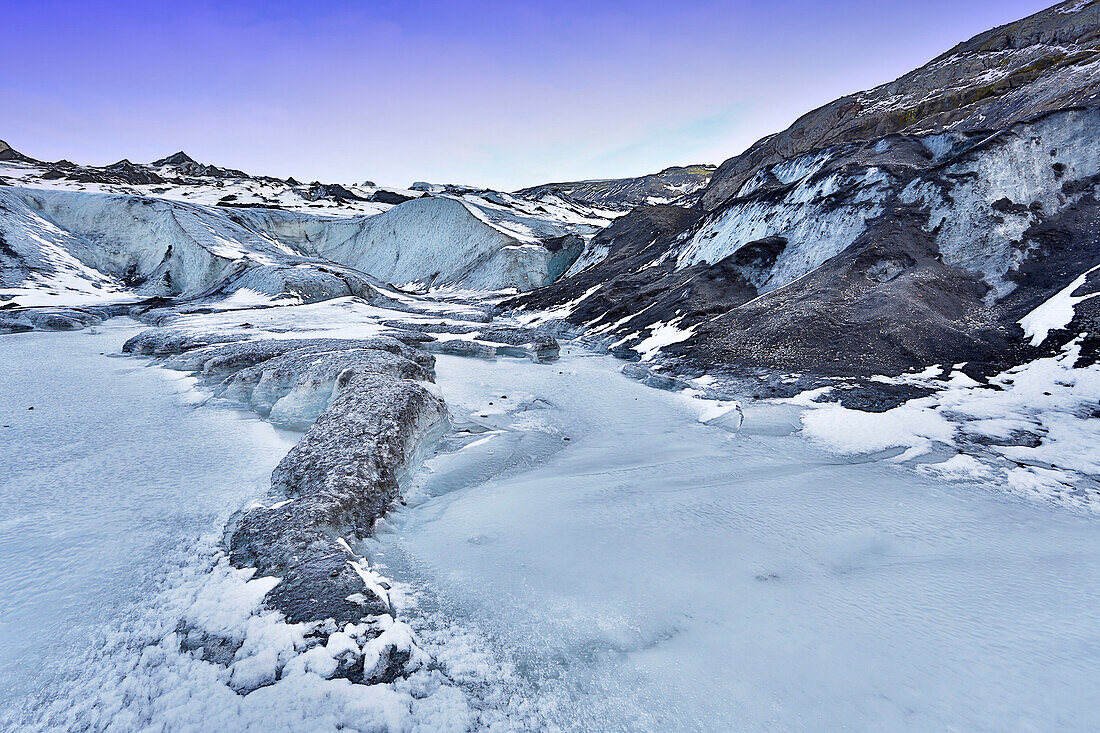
[0,161,610,307]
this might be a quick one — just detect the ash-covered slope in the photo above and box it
[517,164,715,210]
[700,1,1100,210]
[513,0,1100,382]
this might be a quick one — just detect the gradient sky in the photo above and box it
[1,0,1054,190]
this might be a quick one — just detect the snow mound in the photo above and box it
[1019,263,1100,345]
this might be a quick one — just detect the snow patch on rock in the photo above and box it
[1019,262,1100,345]
[799,337,1100,511]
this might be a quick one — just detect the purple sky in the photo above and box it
[1,0,1053,190]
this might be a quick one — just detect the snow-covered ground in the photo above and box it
[0,321,295,720]
[2,306,1099,731]
[796,338,1100,512]
[368,347,1100,731]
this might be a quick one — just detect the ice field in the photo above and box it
[2,327,1099,731]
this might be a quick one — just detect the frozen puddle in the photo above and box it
[372,348,1100,731]
[0,320,296,726]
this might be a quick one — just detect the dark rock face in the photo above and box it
[49,159,169,186]
[151,151,197,167]
[151,151,250,179]
[0,140,30,163]
[301,182,366,203]
[517,164,717,210]
[367,190,414,205]
[231,371,447,624]
[511,2,1100,382]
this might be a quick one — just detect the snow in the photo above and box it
[514,283,602,326]
[695,399,743,425]
[802,399,956,457]
[217,287,301,309]
[1059,0,1092,13]
[631,317,695,361]
[1019,263,1100,345]
[797,337,1100,511]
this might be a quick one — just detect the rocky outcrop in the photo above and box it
[0,140,29,163]
[518,164,716,210]
[122,326,450,685]
[230,370,447,625]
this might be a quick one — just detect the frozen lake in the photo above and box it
[0,321,295,721]
[372,346,1100,731]
[0,323,1098,731]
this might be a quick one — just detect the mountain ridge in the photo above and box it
[510,0,1100,387]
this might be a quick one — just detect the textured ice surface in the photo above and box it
[236,196,580,291]
[3,311,1100,731]
[0,321,483,732]
[0,320,295,719]
[369,347,1100,731]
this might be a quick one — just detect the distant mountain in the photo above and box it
[0,139,29,162]
[0,144,419,212]
[516,164,715,210]
[512,0,1100,384]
